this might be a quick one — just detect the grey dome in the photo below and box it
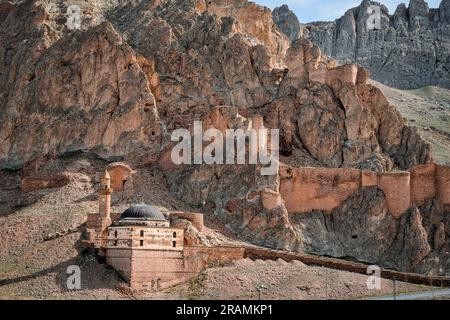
[120,204,166,221]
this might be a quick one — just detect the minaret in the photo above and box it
[96,170,113,251]
[99,170,112,220]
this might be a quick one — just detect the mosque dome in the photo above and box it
[119,204,166,221]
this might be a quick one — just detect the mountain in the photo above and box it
[273,0,450,90]
[0,0,449,298]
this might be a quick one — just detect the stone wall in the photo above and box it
[106,162,134,192]
[244,246,450,287]
[106,226,184,251]
[21,173,71,193]
[169,212,204,231]
[279,166,361,213]
[106,245,245,290]
[436,164,450,209]
[377,172,411,218]
[107,248,190,290]
[280,163,450,217]
[410,163,437,206]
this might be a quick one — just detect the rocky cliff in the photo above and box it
[272,4,300,42]
[0,0,448,276]
[273,0,450,89]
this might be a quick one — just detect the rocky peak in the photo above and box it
[272,4,300,42]
[275,0,450,89]
[440,0,450,21]
[409,0,430,17]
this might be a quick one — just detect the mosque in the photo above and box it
[84,166,209,290]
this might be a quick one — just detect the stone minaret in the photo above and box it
[99,170,112,219]
[96,170,113,251]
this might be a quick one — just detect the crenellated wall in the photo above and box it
[280,162,450,218]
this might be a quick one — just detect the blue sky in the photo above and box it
[256,0,442,22]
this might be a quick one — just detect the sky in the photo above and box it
[255,0,443,22]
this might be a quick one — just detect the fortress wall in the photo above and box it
[436,165,450,208]
[279,163,448,218]
[21,174,70,193]
[376,172,411,218]
[361,170,378,187]
[279,166,361,213]
[410,163,437,207]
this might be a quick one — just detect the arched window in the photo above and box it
[140,230,144,237]
[173,232,177,238]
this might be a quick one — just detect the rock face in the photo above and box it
[0,0,447,276]
[272,4,300,41]
[274,0,450,89]
[1,0,431,171]
[0,3,161,169]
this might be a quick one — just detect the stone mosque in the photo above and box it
[84,167,213,290]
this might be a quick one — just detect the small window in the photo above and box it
[114,240,118,246]
[140,240,144,247]
[140,230,144,237]
[173,232,177,238]
[114,230,118,238]
[172,241,176,248]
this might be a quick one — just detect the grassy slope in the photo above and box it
[369,80,450,165]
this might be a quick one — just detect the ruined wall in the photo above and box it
[280,163,450,217]
[169,212,204,231]
[279,166,362,213]
[436,165,450,209]
[106,162,134,192]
